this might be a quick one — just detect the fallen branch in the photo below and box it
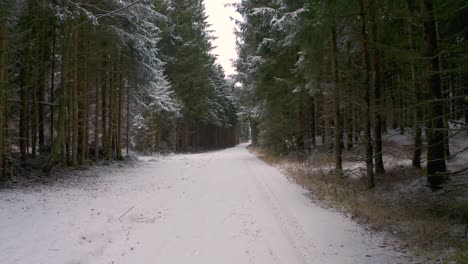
[119,206,135,220]
[8,99,59,106]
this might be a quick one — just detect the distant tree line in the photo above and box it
[0,0,239,178]
[234,0,467,190]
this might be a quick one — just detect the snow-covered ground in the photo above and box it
[0,144,417,264]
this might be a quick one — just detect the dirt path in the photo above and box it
[0,144,417,264]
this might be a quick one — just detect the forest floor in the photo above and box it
[251,131,468,264]
[0,143,425,264]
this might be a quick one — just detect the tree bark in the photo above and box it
[44,23,69,173]
[360,0,375,189]
[126,80,130,155]
[421,0,447,189]
[345,42,354,151]
[310,96,316,146]
[50,24,56,143]
[95,73,100,162]
[406,0,422,168]
[117,72,123,159]
[80,37,88,164]
[43,79,66,174]
[370,0,384,174]
[0,18,7,178]
[330,26,342,173]
[101,54,108,153]
[20,68,28,160]
[105,57,114,160]
[71,31,79,167]
[38,16,46,153]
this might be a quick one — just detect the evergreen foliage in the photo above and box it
[234,0,467,190]
[0,0,239,177]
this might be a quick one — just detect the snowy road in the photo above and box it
[0,144,415,264]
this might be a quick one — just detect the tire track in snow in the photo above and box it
[238,158,282,264]
[245,158,318,264]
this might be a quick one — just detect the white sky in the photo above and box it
[204,0,241,76]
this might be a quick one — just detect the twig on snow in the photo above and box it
[119,206,135,220]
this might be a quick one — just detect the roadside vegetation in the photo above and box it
[251,135,467,262]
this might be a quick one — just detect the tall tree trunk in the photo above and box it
[320,97,326,145]
[435,19,450,160]
[71,31,79,168]
[370,0,384,174]
[330,26,342,172]
[50,25,56,143]
[184,122,189,151]
[62,24,71,168]
[421,0,447,189]
[360,0,375,189]
[38,18,46,153]
[31,15,38,159]
[44,23,69,173]
[397,71,405,135]
[464,72,468,128]
[345,42,354,151]
[105,58,114,160]
[0,18,7,178]
[84,44,90,161]
[80,37,88,164]
[407,0,422,168]
[101,54,108,153]
[117,72,123,159]
[310,96,316,146]
[95,74,100,162]
[126,81,130,155]
[43,80,66,174]
[20,69,28,160]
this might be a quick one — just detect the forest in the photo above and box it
[233,0,467,191]
[0,0,467,263]
[0,0,239,178]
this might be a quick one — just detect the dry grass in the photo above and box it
[250,146,468,264]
